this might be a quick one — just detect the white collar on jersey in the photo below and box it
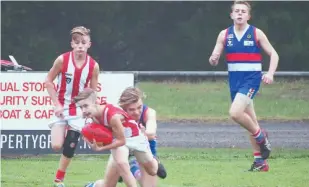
[233,24,250,42]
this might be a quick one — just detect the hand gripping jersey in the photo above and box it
[139,104,149,128]
[139,104,157,156]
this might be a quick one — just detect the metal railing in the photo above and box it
[113,71,309,77]
[108,71,309,83]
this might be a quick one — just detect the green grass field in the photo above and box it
[2,148,309,187]
[1,80,309,187]
[138,80,309,121]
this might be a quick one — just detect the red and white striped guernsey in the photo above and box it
[100,104,140,138]
[56,51,96,116]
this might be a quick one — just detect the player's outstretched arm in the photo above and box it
[257,29,279,84]
[90,62,100,91]
[145,108,157,140]
[209,30,226,66]
[45,55,63,107]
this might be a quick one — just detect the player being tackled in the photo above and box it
[74,88,158,187]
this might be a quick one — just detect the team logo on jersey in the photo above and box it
[65,72,73,84]
[66,77,72,84]
[244,40,254,46]
[227,40,233,47]
[228,34,234,39]
[247,34,252,39]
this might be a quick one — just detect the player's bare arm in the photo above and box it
[45,55,64,118]
[256,28,279,84]
[144,108,157,140]
[90,62,100,90]
[101,114,126,150]
[209,30,226,66]
[88,114,126,151]
[45,55,63,106]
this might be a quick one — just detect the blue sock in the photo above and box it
[253,129,265,143]
[129,159,141,179]
[254,152,264,163]
[85,182,95,187]
[149,139,157,156]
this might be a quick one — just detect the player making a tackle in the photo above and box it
[73,88,160,187]
[209,0,279,171]
[117,87,167,185]
[86,86,167,187]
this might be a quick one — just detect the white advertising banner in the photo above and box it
[0,72,134,155]
[0,72,134,130]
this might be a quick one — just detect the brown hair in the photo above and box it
[118,87,145,108]
[73,88,96,103]
[231,1,251,13]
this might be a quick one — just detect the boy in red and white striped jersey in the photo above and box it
[45,26,100,187]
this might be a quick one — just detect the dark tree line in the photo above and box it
[2,1,309,71]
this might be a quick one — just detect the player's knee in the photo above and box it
[62,130,80,158]
[229,108,242,121]
[149,169,157,176]
[51,143,63,151]
[147,166,158,176]
[116,160,127,167]
[116,160,130,170]
[117,162,133,178]
[51,126,66,151]
[143,159,158,176]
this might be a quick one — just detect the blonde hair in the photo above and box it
[231,0,251,13]
[118,87,145,108]
[73,88,96,103]
[71,26,91,40]
[71,26,90,36]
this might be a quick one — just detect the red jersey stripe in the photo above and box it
[84,58,95,89]
[226,53,262,62]
[69,56,88,116]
